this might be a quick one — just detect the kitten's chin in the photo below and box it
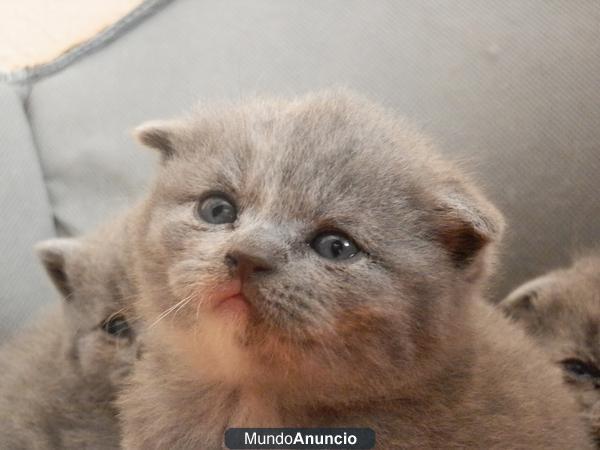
[157,313,254,385]
[198,277,253,320]
[161,280,337,387]
[214,293,251,316]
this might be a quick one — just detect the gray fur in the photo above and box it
[119,89,591,448]
[501,252,600,444]
[0,218,138,449]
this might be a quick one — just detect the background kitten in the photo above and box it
[501,253,600,444]
[0,218,138,449]
[120,89,592,448]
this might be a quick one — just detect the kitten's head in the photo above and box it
[132,90,503,399]
[501,254,600,437]
[36,228,139,389]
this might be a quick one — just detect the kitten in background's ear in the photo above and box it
[0,217,139,449]
[120,89,592,449]
[500,253,600,444]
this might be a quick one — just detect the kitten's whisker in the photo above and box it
[148,281,204,328]
[173,294,195,319]
[104,307,129,323]
[149,295,194,329]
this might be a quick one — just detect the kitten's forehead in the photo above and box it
[64,235,129,321]
[172,92,433,226]
[533,269,600,333]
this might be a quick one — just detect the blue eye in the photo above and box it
[197,195,237,224]
[311,232,359,260]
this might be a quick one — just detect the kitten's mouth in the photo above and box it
[208,277,251,316]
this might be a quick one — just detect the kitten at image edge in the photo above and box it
[0,217,139,449]
[501,252,600,445]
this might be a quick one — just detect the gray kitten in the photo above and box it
[119,89,592,449]
[0,218,138,449]
[501,253,600,445]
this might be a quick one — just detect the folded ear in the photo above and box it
[500,286,538,321]
[499,273,554,321]
[35,238,81,300]
[134,119,184,161]
[432,180,504,269]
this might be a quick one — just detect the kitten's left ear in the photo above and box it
[500,286,539,320]
[35,238,81,300]
[499,281,546,334]
[433,180,505,270]
[134,119,184,161]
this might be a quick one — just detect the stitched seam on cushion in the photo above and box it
[18,84,60,236]
[0,0,175,84]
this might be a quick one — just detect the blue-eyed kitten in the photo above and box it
[119,89,592,449]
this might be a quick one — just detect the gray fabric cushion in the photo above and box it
[0,85,56,341]
[5,0,600,338]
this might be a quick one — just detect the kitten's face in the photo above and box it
[37,238,139,388]
[134,91,502,393]
[501,255,600,437]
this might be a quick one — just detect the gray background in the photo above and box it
[1,0,599,340]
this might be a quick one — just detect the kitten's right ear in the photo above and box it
[134,120,183,161]
[35,238,81,300]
